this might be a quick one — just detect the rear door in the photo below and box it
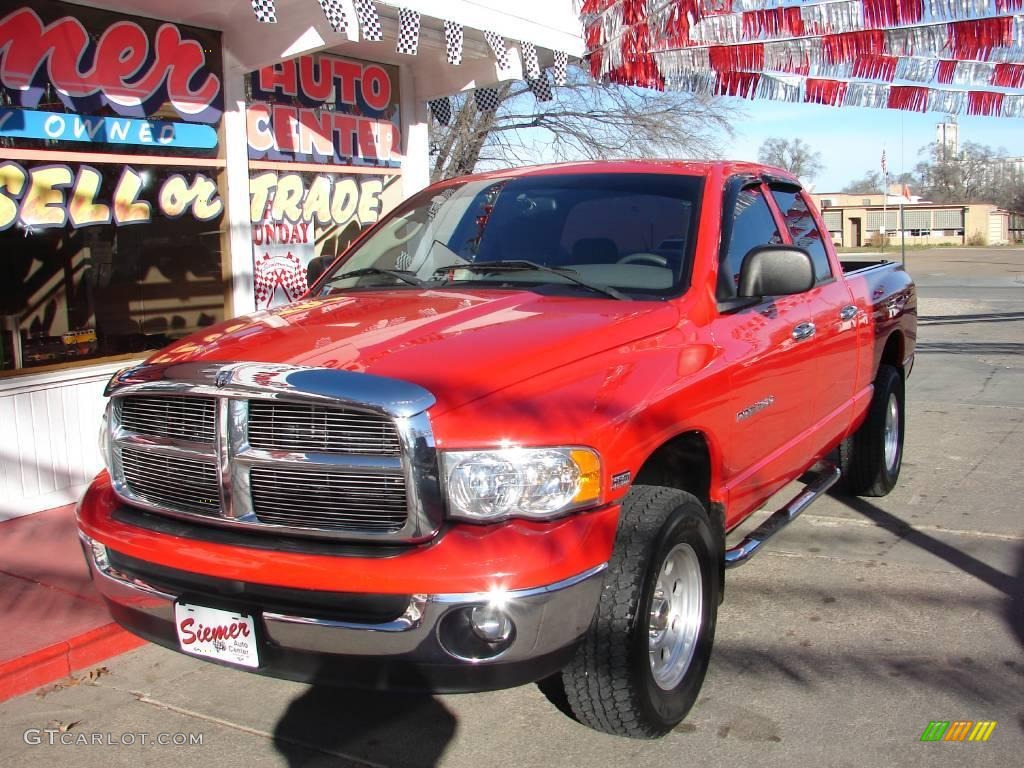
[713,180,819,526]
[769,186,860,453]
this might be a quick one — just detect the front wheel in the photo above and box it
[552,486,720,738]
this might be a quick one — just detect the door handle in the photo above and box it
[792,322,816,342]
[839,305,858,321]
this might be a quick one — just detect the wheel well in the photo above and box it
[880,331,904,372]
[634,431,725,600]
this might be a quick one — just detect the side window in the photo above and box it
[719,186,782,300]
[772,189,832,283]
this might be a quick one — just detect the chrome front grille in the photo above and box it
[105,363,441,544]
[248,401,400,456]
[119,396,216,443]
[251,467,407,532]
[120,447,220,516]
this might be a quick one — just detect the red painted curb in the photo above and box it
[0,623,144,703]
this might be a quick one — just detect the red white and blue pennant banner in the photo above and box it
[581,0,1024,116]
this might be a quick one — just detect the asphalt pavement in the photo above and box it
[2,247,1021,768]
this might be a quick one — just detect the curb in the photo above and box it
[0,623,144,703]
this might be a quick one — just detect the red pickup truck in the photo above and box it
[78,161,916,738]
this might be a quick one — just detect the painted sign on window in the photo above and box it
[249,171,402,310]
[0,0,222,154]
[247,53,401,167]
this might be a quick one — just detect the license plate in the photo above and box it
[174,602,259,668]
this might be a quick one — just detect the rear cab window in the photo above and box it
[770,188,834,284]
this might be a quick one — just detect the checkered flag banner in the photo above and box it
[553,51,568,86]
[521,41,541,79]
[483,31,511,71]
[353,0,382,42]
[316,0,347,33]
[250,0,276,24]
[444,20,464,65]
[474,87,501,112]
[428,97,452,126]
[397,8,421,55]
[527,72,553,102]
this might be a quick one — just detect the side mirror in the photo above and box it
[306,255,332,288]
[738,245,814,298]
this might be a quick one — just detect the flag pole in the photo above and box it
[881,148,888,256]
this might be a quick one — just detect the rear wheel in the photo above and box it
[548,486,719,738]
[838,364,905,496]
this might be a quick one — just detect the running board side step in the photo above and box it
[724,463,841,569]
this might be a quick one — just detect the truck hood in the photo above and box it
[148,289,679,414]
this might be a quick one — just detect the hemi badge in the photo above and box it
[611,471,632,490]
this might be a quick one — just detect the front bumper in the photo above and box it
[81,533,605,693]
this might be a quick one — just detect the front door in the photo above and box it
[713,181,818,526]
[850,217,862,247]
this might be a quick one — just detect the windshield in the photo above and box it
[316,172,704,300]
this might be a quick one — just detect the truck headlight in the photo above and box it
[443,447,601,522]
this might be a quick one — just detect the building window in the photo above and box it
[0,0,226,375]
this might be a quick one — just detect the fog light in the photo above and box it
[470,604,514,643]
[90,539,110,571]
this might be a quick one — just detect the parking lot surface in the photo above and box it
[2,247,1021,767]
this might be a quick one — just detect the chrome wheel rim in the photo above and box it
[883,393,900,473]
[648,543,703,691]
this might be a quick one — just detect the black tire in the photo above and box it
[550,486,720,738]
[838,364,905,496]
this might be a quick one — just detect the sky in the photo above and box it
[718,97,1024,192]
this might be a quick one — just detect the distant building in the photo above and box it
[936,119,959,158]
[931,118,1024,191]
[811,192,1019,247]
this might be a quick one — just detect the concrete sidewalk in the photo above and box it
[0,504,142,702]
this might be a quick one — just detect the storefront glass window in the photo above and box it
[0,0,226,375]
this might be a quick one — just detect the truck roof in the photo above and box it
[443,159,799,185]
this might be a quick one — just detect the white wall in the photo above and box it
[0,361,131,521]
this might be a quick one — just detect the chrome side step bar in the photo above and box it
[724,463,841,569]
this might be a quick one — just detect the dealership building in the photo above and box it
[0,0,583,517]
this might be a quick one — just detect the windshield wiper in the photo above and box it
[328,267,425,288]
[434,260,627,301]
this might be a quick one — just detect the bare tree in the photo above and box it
[757,137,823,182]
[429,67,739,182]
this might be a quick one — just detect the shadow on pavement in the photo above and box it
[273,686,456,767]
[833,495,1024,652]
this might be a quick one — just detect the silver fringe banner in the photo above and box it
[926,88,966,114]
[1002,93,1024,117]
[812,60,856,77]
[690,14,745,45]
[845,81,891,108]
[764,38,824,69]
[664,70,718,96]
[653,48,712,79]
[895,56,938,82]
[800,1,864,35]
[952,60,997,86]
[884,25,950,57]
[757,73,803,101]
[925,0,996,22]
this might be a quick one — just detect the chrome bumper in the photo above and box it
[81,533,604,681]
